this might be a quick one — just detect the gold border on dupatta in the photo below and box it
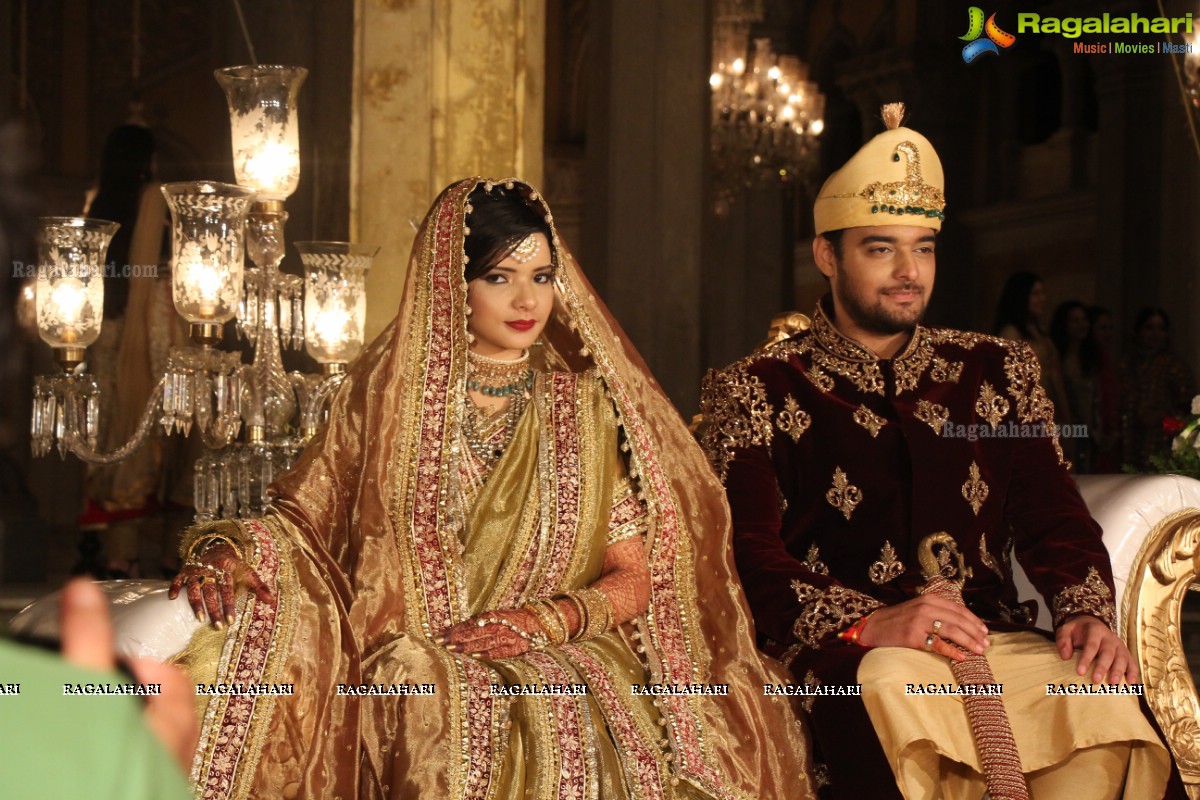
[189,518,300,800]
[549,246,748,798]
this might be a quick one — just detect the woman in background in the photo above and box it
[1122,307,1196,470]
[1050,301,1100,471]
[994,271,1072,434]
[82,124,182,577]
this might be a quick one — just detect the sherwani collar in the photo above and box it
[810,297,935,395]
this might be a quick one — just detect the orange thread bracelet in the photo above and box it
[837,611,875,645]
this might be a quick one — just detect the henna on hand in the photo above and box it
[168,542,274,628]
[440,608,542,659]
[589,536,652,627]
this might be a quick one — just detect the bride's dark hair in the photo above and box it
[463,184,553,282]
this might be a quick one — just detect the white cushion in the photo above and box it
[1012,473,1200,636]
[8,579,203,662]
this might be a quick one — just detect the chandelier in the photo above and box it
[710,1,825,210]
[30,65,378,522]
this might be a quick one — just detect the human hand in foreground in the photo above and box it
[60,578,199,771]
[436,609,544,660]
[856,594,990,662]
[169,542,275,628]
[1056,613,1139,684]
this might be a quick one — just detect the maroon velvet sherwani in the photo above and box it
[700,299,1120,798]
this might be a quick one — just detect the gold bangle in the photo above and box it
[525,600,568,646]
[557,593,589,642]
[185,534,243,564]
[576,588,613,640]
[540,599,570,645]
[181,523,247,563]
[546,599,573,642]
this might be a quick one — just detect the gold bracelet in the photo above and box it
[525,600,568,646]
[546,598,574,642]
[181,522,247,563]
[185,534,244,564]
[556,593,589,642]
[540,599,570,645]
[576,588,613,640]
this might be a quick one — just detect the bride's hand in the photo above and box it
[168,543,275,628]
[438,609,542,660]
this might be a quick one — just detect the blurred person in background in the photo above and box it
[1050,301,1101,471]
[1122,307,1196,470]
[994,271,1073,435]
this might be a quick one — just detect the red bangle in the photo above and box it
[837,612,874,645]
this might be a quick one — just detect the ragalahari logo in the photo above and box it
[960,7,1017,62]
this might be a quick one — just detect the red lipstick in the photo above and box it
[505,320,537,332]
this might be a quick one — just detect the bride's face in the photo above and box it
[466,233,554,359]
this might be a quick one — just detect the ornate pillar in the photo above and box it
[352,0,545,341]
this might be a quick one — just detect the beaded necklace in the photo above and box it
[463,349,533,471]
[466,349,534,396]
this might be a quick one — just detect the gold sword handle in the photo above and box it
[917,532,974,585]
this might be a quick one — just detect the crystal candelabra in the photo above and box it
[30,65,379,523]
[710,0,825,210]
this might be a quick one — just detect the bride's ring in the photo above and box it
[923,634,935,651]
[932,619,943,634]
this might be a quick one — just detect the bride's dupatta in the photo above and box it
[183,178,815,799]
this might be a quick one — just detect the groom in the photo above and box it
[700,104,1179,798]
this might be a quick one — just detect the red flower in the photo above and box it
[1163,416,1187,436]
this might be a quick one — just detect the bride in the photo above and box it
[170,178,813,799]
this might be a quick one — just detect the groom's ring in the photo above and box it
[924,635,936,651]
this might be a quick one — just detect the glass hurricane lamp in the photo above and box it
[162,181,256,344]
[296,241,378,372]
[35,217,119,370]
[215,65,308,204]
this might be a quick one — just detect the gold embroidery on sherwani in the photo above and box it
[1051,567,1117,629]
[975,381,1009,428]
[853,405,887,437]
[892,333,935,394]
[930,356,963,383]
[776,395,812,442]
[869,541,905,584]
[789,580,883,648]
[928,328,989,350]
[962,460,989,516]
[826,468,863,520]
[1003,341,1068,465]
[806,364,835,393]
[809,306,887,395]
[802,543,829,575]
[979,532,1005,580]
[698,363,775,482]
[913,400,950,434]
[801,671,821,713]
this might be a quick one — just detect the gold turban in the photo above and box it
[813,102,946,235]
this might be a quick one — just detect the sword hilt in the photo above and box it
[918,532,973,586]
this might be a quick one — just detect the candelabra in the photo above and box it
[710,1,825,209]
[30,65,378,523]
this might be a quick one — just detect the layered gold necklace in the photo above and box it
[463,349,533,471]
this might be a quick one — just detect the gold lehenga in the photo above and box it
[181,178,814,799]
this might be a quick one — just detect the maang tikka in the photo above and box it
[510,234,541,264]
